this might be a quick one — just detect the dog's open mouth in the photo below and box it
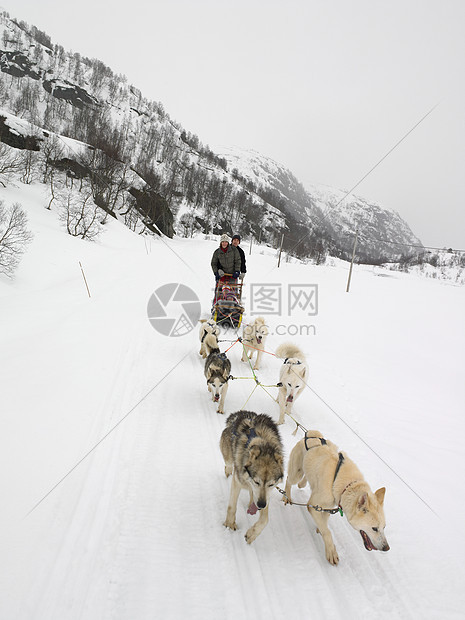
[360,530,375,551]
[214,395,219,402]
[286,395,294,403]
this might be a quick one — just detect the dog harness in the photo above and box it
[304,435,345,484]
[304,435,327,450]
[283,358,302,365]
[245,428,257,447]
[333,452,345,483]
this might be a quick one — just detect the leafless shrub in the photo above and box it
[57,189,103,240]
[0,201,33,276]
[0,143,22,186]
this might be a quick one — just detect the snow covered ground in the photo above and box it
[1,183,464,619]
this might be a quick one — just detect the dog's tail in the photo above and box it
[275,342,305,361]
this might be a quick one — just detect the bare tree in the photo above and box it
[57,189,103,240]
[0,143,22,186]
[121,198,144,232]
[20,148,39,185]
[0,201,33,276]
[40,134,64,185]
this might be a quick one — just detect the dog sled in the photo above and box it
[212,274,244,328]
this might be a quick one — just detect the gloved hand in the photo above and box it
[218,269,225,277]
[215,272,220,281]
[232,271,240,279]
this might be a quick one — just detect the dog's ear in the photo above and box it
[375,487,386,505]
[249,445,261,460]
[199,319,207,324]
[357,493,368,510]
[274,452,283,467]
[301,366,307,379]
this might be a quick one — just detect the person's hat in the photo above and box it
[231,234,241,242]
[220,233,230,243]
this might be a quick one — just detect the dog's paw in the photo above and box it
[326,545,339,565]
[217,408,224,414]
[245,526,258,544]
[224,520,237,531]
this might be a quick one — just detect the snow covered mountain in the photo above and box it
[0,9,423,263]
[215,146,423,263]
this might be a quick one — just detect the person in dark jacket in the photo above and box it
[211,233,241,280]
[231,234,246,280]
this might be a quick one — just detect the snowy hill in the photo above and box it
[0,9,423,264]
[1,181,464,619]
[215,145,423,262]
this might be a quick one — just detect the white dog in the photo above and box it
[199,319,220,359]
[284,430,389,565]
[241,317,269,370]
[275,342,308,424]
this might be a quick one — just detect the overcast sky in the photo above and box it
[6,0,465,249]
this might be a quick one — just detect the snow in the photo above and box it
[1,182,464,619]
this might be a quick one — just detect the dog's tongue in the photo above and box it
[247,502,258,515]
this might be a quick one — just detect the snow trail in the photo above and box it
[1,185,465,619]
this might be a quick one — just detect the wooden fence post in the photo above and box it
[79,261,91,298]
[346,230,358,293]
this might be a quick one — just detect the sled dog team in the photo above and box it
[199,317,389,565]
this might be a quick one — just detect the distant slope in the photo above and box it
[216,146,423,263]
[0,9,422,263]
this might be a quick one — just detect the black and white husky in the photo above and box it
[204,348,231,414]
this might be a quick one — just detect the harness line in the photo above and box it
[275,486,343,514]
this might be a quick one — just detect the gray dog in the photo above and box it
[220,410,284,544]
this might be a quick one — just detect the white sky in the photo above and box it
[5,0,465,249]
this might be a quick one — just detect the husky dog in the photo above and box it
[204,348,231,414]
[241,316,269,370]
[220,410,284,544]
[199,319,220,359]
[284,429,389,565]
[275,342,308,424]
